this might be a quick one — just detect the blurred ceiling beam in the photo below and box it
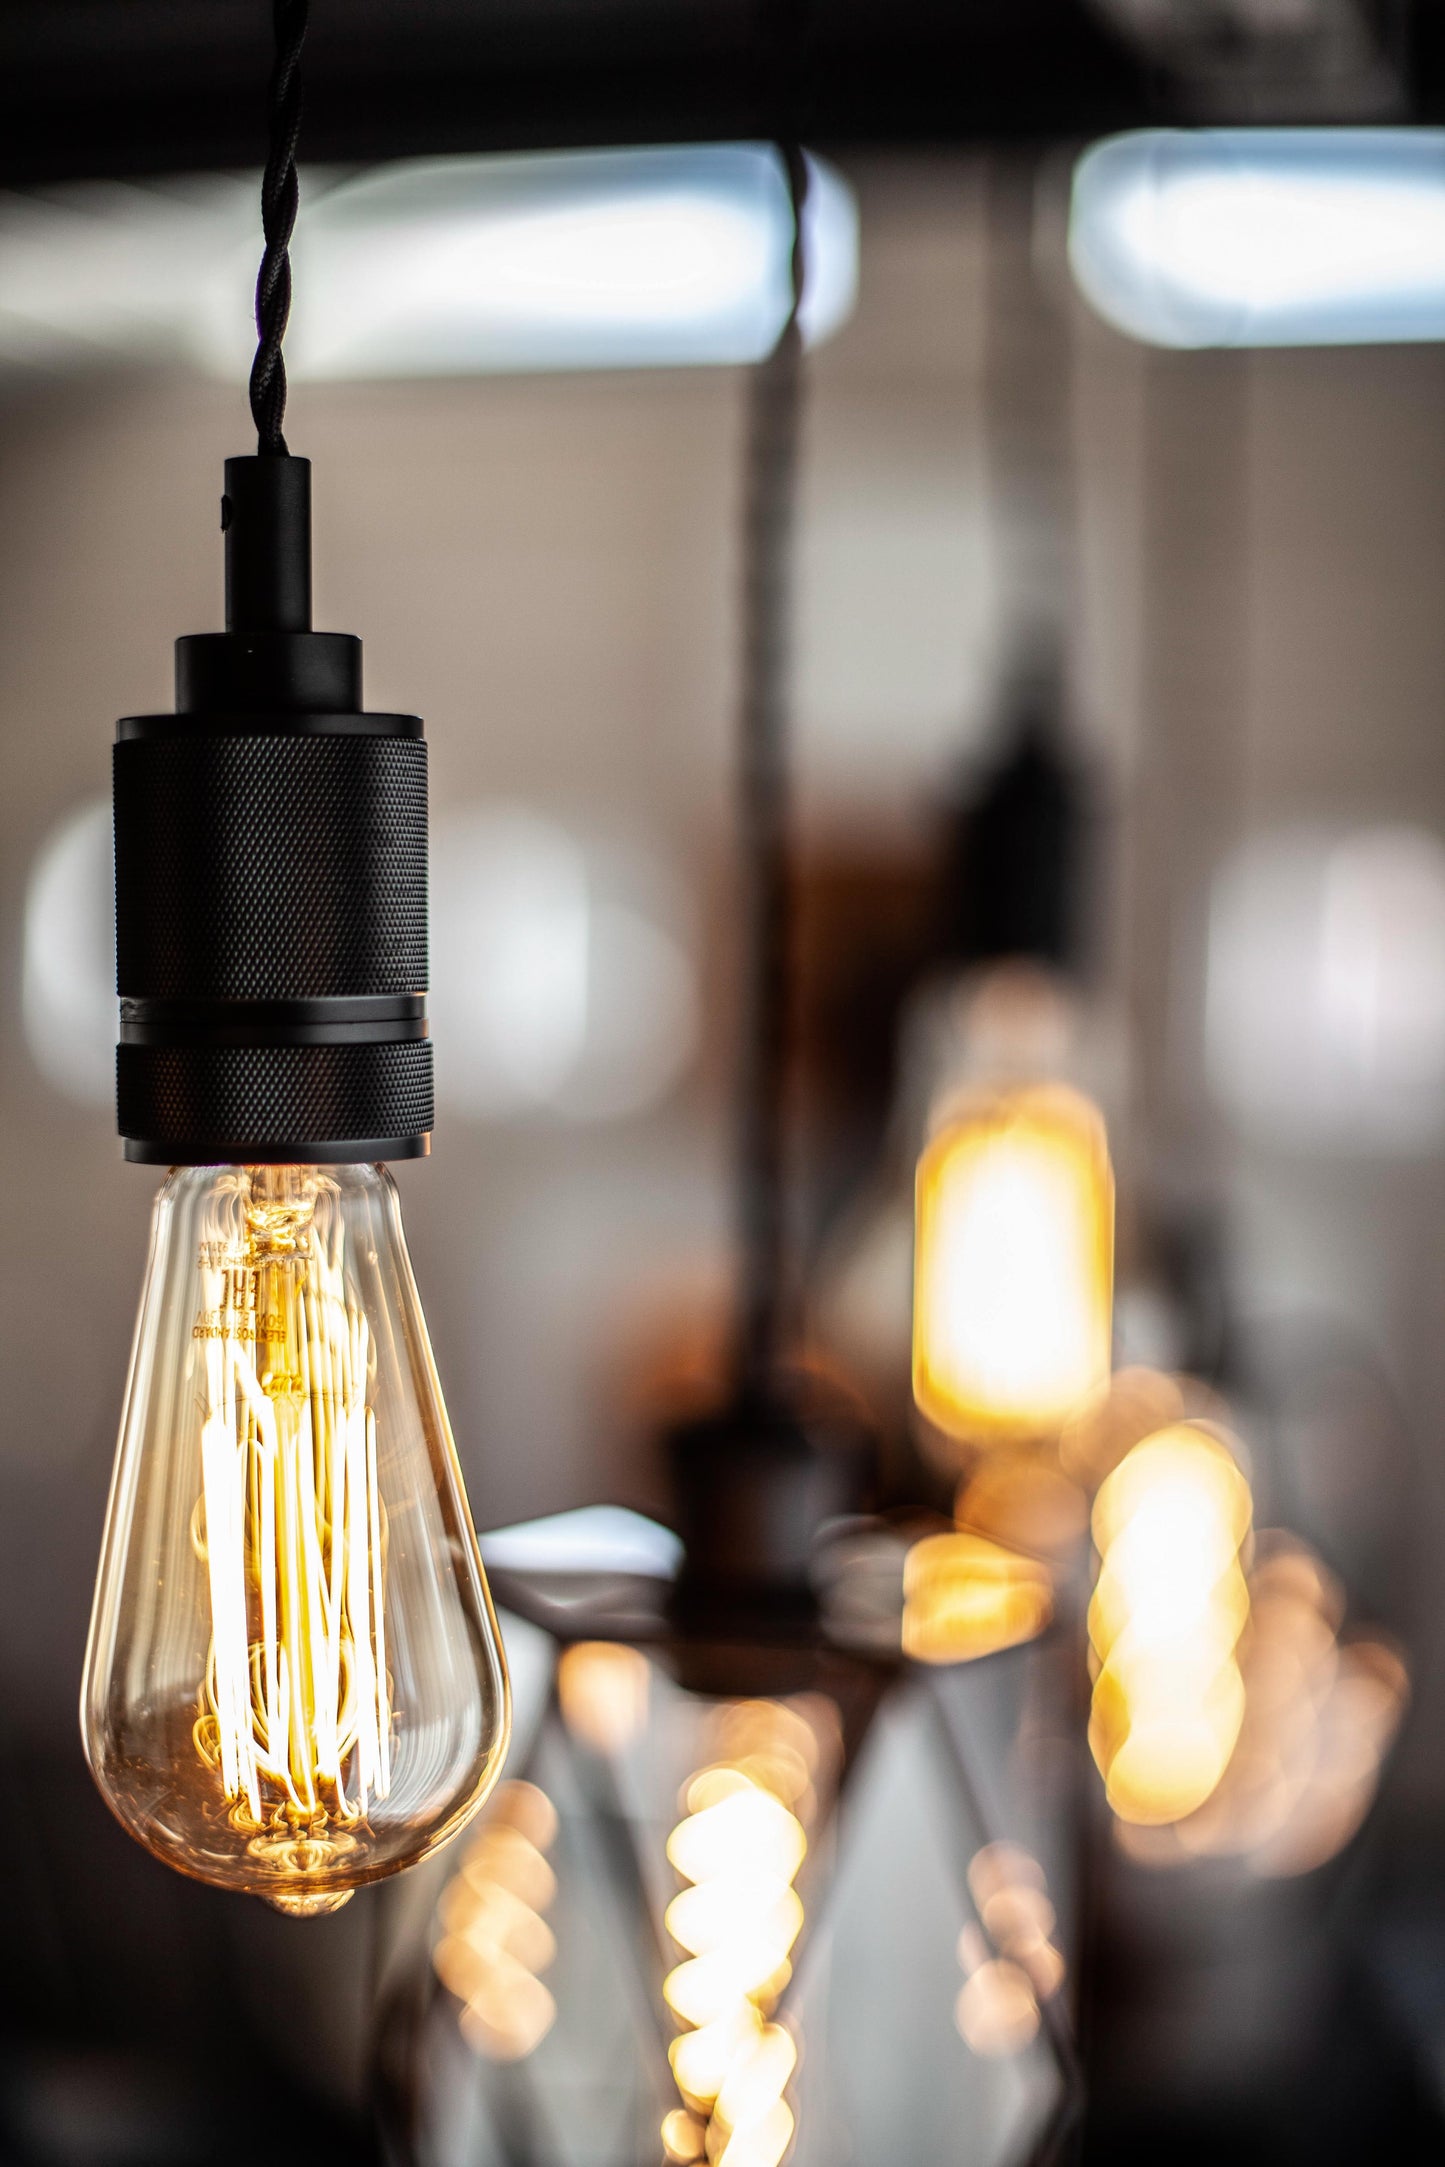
[1089,0,1410,118]
[0,0,1168,185]
[5,0,1445,189]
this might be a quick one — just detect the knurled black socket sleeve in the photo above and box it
[114,456,433,1164]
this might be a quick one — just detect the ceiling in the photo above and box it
[1,0,1443,189]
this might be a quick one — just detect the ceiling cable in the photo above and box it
[735,134,809,1396]
[249,0,309,456]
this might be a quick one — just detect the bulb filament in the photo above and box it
[190,1168,392,1857]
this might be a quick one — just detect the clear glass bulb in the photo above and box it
[82,1162,510,1916]
[913,1080,1114,1450]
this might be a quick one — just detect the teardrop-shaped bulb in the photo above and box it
[913,1081,1113,1450]
[82,1163,510,1915]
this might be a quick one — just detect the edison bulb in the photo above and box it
[82,1163,510,1915]
[1088,1421,1251,1826]
[913,1081,1113,1448]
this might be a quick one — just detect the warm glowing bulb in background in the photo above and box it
[956,1950,1041,2059]
[82,1163,510,1914]
[901,1531,1054,1664]
[1112,1538,1409,1877]
[556,1639,652,1755]
[960,1842,1066,2033]
[913,1083,1114,1448]
[434,1780,560,2059]
[1089,1421,1252,1827]
[663,1700,831,2167]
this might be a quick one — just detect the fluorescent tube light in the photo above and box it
[1070,130,1445,348]
[282,147,858,376]
[0,146,857,378]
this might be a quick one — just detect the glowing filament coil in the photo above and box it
[663,1702,819,2167]
[191,1169,391,1845]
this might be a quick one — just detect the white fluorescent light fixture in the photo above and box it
[1070,129,1445,348]
[285,147,857,375]
[0,146,857,378]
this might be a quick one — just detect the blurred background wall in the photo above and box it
[4,139,1445,2157]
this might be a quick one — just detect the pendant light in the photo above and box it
[1087,1416,1252,1828]
[914,1072,1114,1448]
[399,129,909,2167]
[475,121,889,1737]
[80,0,510,1917]
[912,685,1116,1455]
[667,131,875,1633]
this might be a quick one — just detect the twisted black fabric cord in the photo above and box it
[735,143,810,1397]
[249,0,308,456]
